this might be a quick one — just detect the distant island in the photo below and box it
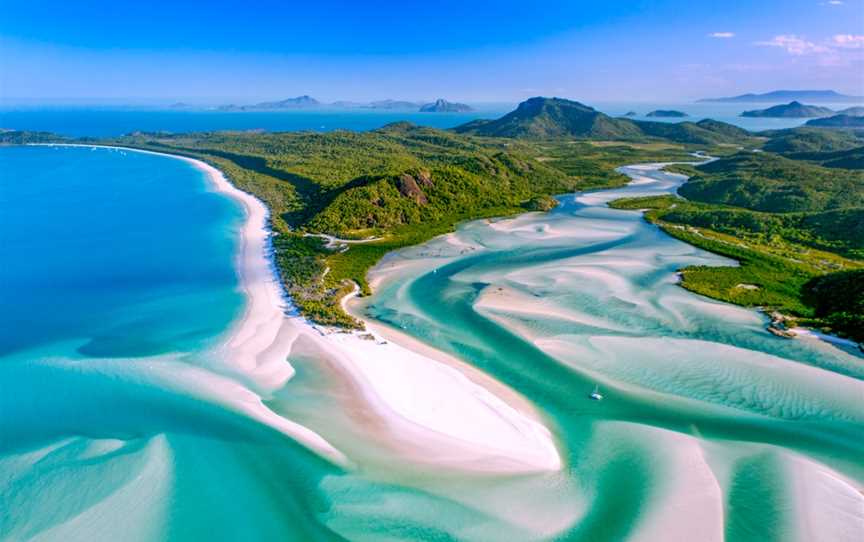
[646,110,688,118]
[805,114,864,128]
[741,101,835,118]
[623,111,638,117]
[216,96,471,112]
[219,95,321,111]
[699,89,864,103]
[364,99,424,110]
[419,99,474,113]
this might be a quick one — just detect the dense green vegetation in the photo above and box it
[785,146,864,170]
[0,130,70,144]
[454,97,644,139]
[679,152,864,212]
[803,270,864,342]
[634,119,751,145]
[805,114,864,128]
[761,127,863,154]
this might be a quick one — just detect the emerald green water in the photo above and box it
[2,149,861,541]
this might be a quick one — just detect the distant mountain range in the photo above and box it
[699,90,864,103]
[217,96,472,112]
[453,97,749,144]
[365,99,424,110]
[218,95,321,111]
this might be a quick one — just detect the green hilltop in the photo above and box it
[679,152,864,212]
[454,96,751,145]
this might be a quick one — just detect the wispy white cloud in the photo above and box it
[821,1,844,5]
[756,35,830,55]
[708,32,735,39]
[832,34,864,49]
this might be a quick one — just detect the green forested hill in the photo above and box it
[679,152,864,212]
[453,97,644,139]
[762,127,863,154]
[806,114,864,128]
[454,97,753,145]
[633,119,750,145]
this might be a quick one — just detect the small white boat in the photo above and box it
[589,385,604,401]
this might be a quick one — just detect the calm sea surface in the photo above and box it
[1,101,844,137]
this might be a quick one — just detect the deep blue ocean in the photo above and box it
[0,101,827,137]
[0,145,244,359]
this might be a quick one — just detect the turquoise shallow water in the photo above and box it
[0,146,346,540]
[1,147,862,541]
[354,164,864,541]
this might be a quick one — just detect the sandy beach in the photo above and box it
[37,144,563,475]
[198,150,563,473]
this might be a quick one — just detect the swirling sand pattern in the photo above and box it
[357,163,864,541]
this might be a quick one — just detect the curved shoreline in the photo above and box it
[31,143,347,464]
[33,143,563,474]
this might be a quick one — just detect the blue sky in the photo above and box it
[1,0,863,104]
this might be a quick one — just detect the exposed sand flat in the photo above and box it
[474,284,631,333]
[783,452,864,542]
[606,423,725,542]
[311,326,562,473]
[537,335,864,422]
[789,327,860,349]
